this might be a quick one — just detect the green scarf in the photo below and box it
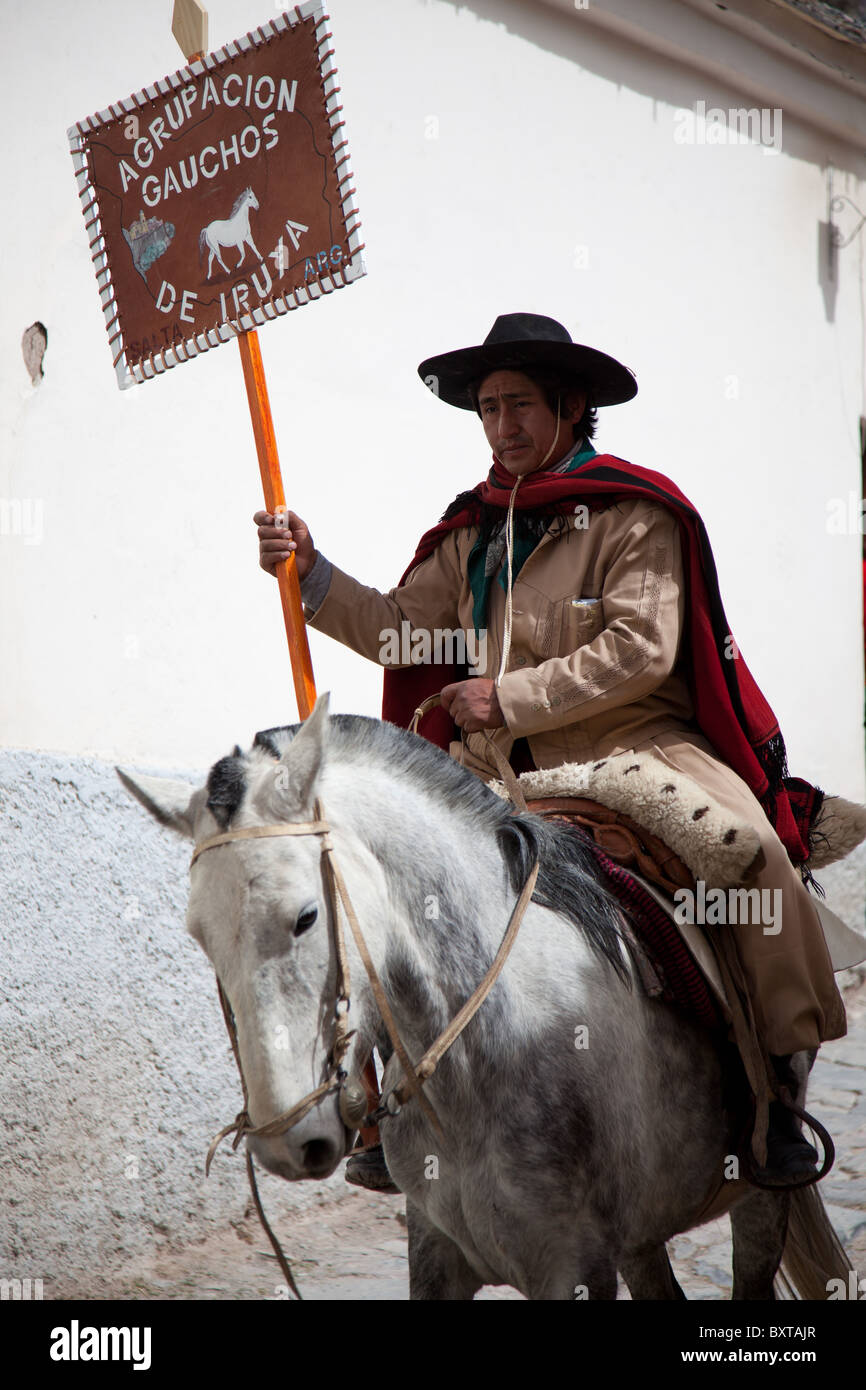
[467,443,597,632]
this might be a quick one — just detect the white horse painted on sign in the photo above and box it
[199,188,262,280]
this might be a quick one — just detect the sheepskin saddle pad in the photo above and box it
[490,753,760,890]
[488,754,866,1024]
[489,752,866,889]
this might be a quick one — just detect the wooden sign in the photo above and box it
[68,2,364,388]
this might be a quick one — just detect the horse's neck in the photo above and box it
[326,764,524,1039]
[331,761,508,922]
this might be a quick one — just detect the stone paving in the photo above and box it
[54,976,865,1301]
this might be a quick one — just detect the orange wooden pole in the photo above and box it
[173,14,316,723]
[241,334,382,1144]
[237,328,317,721]
[175,2,381,1162]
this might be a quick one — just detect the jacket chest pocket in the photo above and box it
[555,596,605,655]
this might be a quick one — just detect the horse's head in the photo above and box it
[245,187,259,211]
[117,694,357,1182]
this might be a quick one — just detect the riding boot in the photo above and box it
[764,1054,818,1179]
[345,1139,401,1194]
[344,1046,401,1194]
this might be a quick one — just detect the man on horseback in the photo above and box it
[254,312,846,1188]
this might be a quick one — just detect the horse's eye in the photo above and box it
[295,905,318,937]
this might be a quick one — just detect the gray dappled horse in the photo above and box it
[120,696,848,1300]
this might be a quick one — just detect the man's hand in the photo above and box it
[254,508,316,579]
[440,678,504,732]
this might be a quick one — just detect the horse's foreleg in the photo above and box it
[621,1246,686,1300]
[405,1199,482,1301]
[246,234,263,262]
[554,1255,619,1301]
[207,240,230,277]
[530,1228,619,1300]
[731,1188,790,1300]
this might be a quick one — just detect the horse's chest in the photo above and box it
[387,1134,526,1285]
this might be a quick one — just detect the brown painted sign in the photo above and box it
[69,2,364,387]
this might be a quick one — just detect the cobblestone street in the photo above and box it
[55,977,866,1302]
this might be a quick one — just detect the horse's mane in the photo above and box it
[207,714,629,981]
[231,187,253,216]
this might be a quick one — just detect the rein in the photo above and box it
[192,794,538,1298]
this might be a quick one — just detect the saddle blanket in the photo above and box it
[575,825,724,1029]
[490,754,866,1029]
[559,822,865,1031]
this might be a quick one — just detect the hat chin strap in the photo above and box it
[495,400,562,685]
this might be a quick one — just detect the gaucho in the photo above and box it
[254,312,846,1190]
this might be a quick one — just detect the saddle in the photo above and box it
[525,793,721,1027]
[482,746,763,1032]
[525,794,695,897]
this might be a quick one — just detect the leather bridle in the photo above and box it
[190,796,539,1298]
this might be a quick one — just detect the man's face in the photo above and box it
[477,369,586,477]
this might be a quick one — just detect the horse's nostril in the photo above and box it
[302,1138,336,1172]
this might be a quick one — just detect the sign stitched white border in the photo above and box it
[68,2,366,389]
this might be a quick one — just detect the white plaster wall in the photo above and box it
[1,0,864,786]
[2,0,865,1285]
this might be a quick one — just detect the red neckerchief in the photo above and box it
[382,454,823,870]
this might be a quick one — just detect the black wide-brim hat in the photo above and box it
[417,312,637,410]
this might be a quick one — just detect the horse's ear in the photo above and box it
[116,768,198,838]
[279,692,330,808]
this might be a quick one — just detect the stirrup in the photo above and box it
[744,1098,834,1190]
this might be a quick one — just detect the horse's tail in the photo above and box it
[198,226,207,262]
[775,1186,853,1299]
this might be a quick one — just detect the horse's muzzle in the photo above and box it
[247,1128,345,1182]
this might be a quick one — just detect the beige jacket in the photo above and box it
[305,499,847,1052]
[306,498,695,778]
